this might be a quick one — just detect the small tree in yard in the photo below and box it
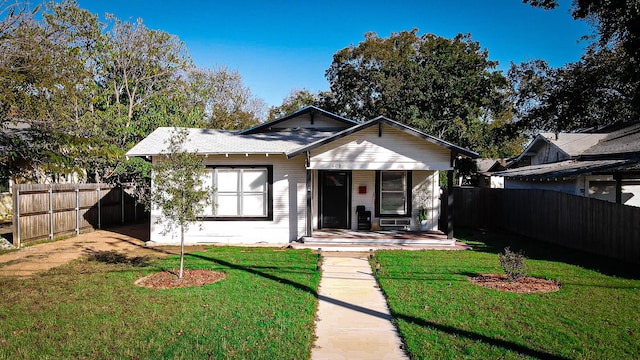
[499,247,527,281]
[149,128,212,279]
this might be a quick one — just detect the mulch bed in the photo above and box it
[135,269,227,289]
[469,274,561,293]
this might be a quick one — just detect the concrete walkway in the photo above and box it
[312,254,408,360]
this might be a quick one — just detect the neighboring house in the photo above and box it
[475,159,507,188]
[126,106,478,245]
[493,122,640,207]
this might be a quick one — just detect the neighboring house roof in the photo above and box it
[495,121,640,180]
[239,106,359,134]
[286,116,479,159]
[581,122,640,158]
[537,132,608,157]
[493,159,636,180]
[476,159,506,174]
[126,127,337,157]
[511,132,607,166]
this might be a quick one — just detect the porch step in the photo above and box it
[300,237,455,246]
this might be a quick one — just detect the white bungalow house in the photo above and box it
[126,107,478,245]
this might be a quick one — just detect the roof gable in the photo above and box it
[240,106,359,134]
[286,116,478,159]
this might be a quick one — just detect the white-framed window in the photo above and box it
[203,166,272,220]
[376,170,412,216]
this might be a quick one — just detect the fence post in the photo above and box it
[75,187,80,235]
[133,185,137,223]
[14,186,20,248]
[121,186,125,224]
[97,186,101,230]
[49,185,53,240]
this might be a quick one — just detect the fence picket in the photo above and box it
[11,183,148,246]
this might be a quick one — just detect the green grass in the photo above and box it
[374,230,640,360]
[0,247,321,359]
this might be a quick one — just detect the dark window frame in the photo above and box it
[200,165,273,221]
[374,170,412,218]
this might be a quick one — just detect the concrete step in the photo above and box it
[301,237,455,246]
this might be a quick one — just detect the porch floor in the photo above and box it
[293,229,470,252]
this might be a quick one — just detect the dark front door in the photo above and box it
[320,171,351,229]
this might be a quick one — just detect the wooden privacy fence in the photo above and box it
[12,183,148,247]
[453,187,640,264]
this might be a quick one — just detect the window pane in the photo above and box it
[381,193,406,214]
[242,194,265,216]
[242,169,266,192]
[216,194,238,216]
[382,172,405,191]
[217,170,238,192]
[198,171,214,216]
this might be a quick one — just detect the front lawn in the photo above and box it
[374,231,640,359]
[0,247,320,359]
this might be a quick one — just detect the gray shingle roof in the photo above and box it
[538,132,608,157]
[493,159,635,180]
[582,122,640,157]
[126,127,337,157]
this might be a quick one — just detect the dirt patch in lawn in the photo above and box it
[469,274,561,294]
[135,269,227,289]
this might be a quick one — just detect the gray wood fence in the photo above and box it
[11,183,148,247]
[453,187,640,264]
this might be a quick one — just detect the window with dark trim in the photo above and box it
[375,170,412,217]
[201,165,273,221]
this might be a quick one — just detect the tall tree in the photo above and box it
[324,29,519,157]
[186,66,266,130]
[517,0,640,131]
[268,88,320,120]
[1,0,104,182]
[149,128,212,279]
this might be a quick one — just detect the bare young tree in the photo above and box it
[149,128,212,279]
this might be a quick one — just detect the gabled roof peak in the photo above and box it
[239,106,359,135]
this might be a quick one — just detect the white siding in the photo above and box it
[411,171,440,231]
[309,125,451,170]
[272,113,352,130]
[350,171,376,230]
[150,154,307,244]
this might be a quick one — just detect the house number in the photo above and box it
[330,163,342,169]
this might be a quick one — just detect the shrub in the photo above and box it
[499,247,527,281]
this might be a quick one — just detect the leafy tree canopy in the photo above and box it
[0,0,267,186]
[322,29,522,158]
[515,0,640,132]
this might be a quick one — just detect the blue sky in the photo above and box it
[76,0,591,107]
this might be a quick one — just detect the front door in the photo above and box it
[319,171,351,229]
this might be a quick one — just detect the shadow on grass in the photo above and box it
[85,249,150,266]
[457,229,640,280]
[92,227,569,359]
[181,251,568,359]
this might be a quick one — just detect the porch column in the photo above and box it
[306,152,312,237]
[447,152,456,239]
[447,169,454,239]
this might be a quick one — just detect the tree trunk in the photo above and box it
[179,223,185,279]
